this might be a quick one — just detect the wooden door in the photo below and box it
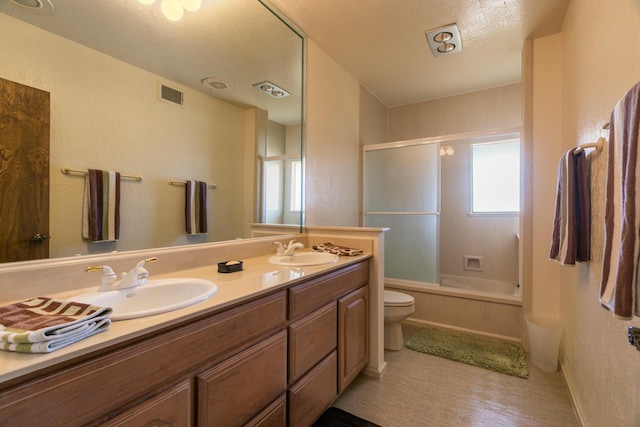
[0,77,50,262]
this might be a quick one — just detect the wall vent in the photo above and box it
[159,84,184,106]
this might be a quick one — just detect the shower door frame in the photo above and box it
[362,127,523,289]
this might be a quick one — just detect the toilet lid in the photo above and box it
[384,290,414,307]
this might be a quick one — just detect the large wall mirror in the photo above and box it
[0,0,304,263]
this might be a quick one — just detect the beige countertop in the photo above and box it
[0,251,370,386]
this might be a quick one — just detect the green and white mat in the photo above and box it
[406,326,529,379]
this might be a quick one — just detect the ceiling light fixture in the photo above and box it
[425,23,462,57]
[9,0,54,13]
[201,77,233,90]
[138,0,201,22]
[253,81,291,98]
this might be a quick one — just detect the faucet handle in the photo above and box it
[137,257,157,268]
[85,265,117,291]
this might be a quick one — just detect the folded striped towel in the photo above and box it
[0,297,112,353]
[186,180,208,234]
[312,242,364,256]
[82,169,121,242]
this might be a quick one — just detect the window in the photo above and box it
[471,139,520,213]
[289,159,302,212]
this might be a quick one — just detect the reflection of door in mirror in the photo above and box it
[0,78,50,262]
[261,120,302,224]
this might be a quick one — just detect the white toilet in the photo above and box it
[383,289,415,350]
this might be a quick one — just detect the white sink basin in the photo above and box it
[72,278,217,320]
[268,252,339,267]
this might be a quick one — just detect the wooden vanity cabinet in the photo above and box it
[0,259,370,427]
[0,291,287,427]
[286,261,369,426]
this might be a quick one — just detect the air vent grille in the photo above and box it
[160,84,184,106]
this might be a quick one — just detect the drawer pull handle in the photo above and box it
[142,418,175,427]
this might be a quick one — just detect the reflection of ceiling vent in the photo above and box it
[159,84,184,106]
[253,81,290,98]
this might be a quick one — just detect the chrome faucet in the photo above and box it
[274,239,305,257]
[86,257,157,291]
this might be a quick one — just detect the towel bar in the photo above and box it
[578,137,606,152]
[168,179,217,189]
[61,167,142,181]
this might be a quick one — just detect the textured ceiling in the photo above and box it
[2,0,569,117]
[270,0,569,106]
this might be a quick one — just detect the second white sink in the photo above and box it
[268,252,339,267]
[72,278,217,320]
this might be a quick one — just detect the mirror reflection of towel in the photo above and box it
[186,180,208,235]
[82,169,120,242]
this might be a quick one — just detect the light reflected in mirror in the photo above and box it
[0,0,304,263]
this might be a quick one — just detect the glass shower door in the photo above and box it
[364,142,439,284]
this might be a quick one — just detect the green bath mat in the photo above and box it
[406,326,529,379]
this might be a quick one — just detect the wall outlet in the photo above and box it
[628,326,640,351]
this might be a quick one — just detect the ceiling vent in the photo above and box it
[159,84,184,106]
[425,23,462,57]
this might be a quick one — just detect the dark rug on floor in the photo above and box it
[406,326,529,379]
[313,407,381,427]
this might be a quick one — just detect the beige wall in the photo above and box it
[531,1,640,425]
[2,14,250,258]
[304,40,361,227]
[387,84,523,142]
[531,34,570,319]
[359,88,388,147]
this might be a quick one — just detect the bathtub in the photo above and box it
[385,275,523,342]
[439,274,521,298]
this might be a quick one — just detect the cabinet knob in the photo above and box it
[30,233,49,243]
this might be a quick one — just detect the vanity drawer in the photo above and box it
[197,330,287,427]
[244,394,287,427]
[99,380,192,427]
[288,260,369,320]
[288,351,338,427]
[288,302,337,385]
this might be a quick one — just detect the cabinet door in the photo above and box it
[337,286,369,394]
[99,380,192,427]
[197,331,287,427]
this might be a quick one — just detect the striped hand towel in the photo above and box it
[600,81,640,319]
[549,147,590,265]
[312,242,364,256]
[185,180,208,234]
[82,169,121,242]
[0,297,112,353]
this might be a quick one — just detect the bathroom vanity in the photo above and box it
[0,256,370,427]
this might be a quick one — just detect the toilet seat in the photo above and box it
[384,290,414,307]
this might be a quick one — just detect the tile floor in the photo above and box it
[333,326,579,427]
